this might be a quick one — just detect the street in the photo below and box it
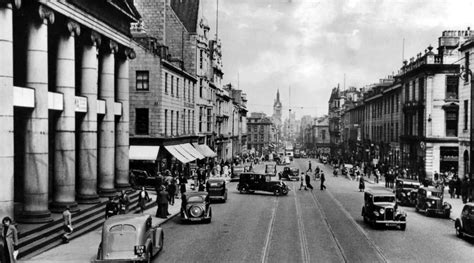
[155,158,474,263]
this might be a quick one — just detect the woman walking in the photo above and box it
[1,216,18,263]
[359,176,365,192]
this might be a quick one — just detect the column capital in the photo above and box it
[124,48,136,60]
[101,39,119,54]
[38,4,54,24]
[66,19,81,37]
[0,0,20,8]
[89,30,102,47]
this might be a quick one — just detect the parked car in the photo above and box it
[415,187,451,218]
[279,166,300,181]
[321,156,328,164]
[94,214,163,262]
[265,164,277,175]
[181,191,212,223]
[129,169,157,189]
[455,203,474,239]
[231,165,246,181]
[274,156,282,165]
[283,156,291,165]
[206,178,227,202]
[394,178,421,206]
[361,190,407,230]
[237,173,289,196]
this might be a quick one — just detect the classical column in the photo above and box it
[51,20,80,213]
[0,3,14,218]
[114,49,135,189]
[77,31,101,204]
[20,4,54,223]
[98,39,118,196]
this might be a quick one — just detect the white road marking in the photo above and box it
[261,196,278,263]
[294,183,311,263]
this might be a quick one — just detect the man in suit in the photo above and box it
[320,172,327,190]
[62,206,73,243]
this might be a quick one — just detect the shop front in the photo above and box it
[440,146,459,174]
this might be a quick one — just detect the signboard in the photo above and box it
[75,96,87,112]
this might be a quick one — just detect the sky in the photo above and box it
[201,0,474,119]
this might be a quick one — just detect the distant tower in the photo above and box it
[272,89,282,126]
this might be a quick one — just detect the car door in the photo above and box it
[466,206,474,234]
[417,189,424,209]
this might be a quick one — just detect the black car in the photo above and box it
[206,178,227,202]
[181,192,212,223]
[129,169,157,189]
[361,190,407,230]
[230,165,246,182]
[278,166,300,181]
[237,173,289,196]
[394,179,421,206]
[455,203,474,239]
[415,187,451,218]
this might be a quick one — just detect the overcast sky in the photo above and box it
[201,0,474,119]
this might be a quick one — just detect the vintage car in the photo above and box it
[278,166,300,181]
[274,156,282,165]
[94,214,163,262]
[455,203,474,239]
[265,164,277,175]
[181,191,212,223]
[206,178,228,202]
[394,179,421,206]
[237,173,289,196]
[415,187,451,218]
[361,190,407,230]
[129,169,157,189]
[230,165,246,181]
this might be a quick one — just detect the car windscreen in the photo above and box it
[373,196,395,203]
[188,196,204,202]
[403,183,419,189]
[427,191,442,198]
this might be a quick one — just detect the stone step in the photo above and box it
[17,190,158,260]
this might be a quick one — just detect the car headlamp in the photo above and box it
[379,208,385,214]
[427,202,432,207]
[374,211,380,216]
[432,200,436,205]
[134,245,145,256]
[407,192,411,196]
[401,193,406,197]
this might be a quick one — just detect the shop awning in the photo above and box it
[164,145,192,164]
[129,146,160,161]
[193,143,217,158]
[174,144,197,162]
[180,143,205,160]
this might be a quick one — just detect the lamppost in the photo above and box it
[459,64,473,179]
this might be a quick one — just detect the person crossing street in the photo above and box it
[305,172,314,191]
[320,172,327,190]
[299,172,307,190]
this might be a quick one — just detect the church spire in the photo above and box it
[276,89,280,102]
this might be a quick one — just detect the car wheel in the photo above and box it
[425,210,430,217]
[454,222,464,238]
[240,186,247,194]
[274,188,281,196]
[400,223,406,231]
[282,188,288,195]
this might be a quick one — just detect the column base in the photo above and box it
[16,210,53,224]
[115,182,131,190]
[77,193,100,204]
[98,188,117,197]
[50,201,80,213]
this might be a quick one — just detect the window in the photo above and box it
[170,110,174,135]
[136,71,149,90]
[419,77,424,102]
[405,84,409,102]
[192,83,195,103]
[465,52,470,83]
[192,110,195,133]
[412,80,416,101]
[183,80,186,101]
[446,75,459,100]
[135,108,149,135]
[199,107,203,132]
[176,78,179,97]
[165,73,168,93]
[446,110,458,137]
[171,76,174,96]
[465,100,468,130]
[200,50,203,69]
[164,110,168,136]
[199,79,203,98]
[188,109,191,134]
[176,111,179,135]
[183,110,186,134]
[207,108,212,132]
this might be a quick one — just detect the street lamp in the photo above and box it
[459,64,473,179]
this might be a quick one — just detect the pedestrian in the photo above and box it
[168,178,177,205]
[299,172,307,190]
[0,216,18,263]
[305,172,314,191]
[119,190,131,214]
[156,185,170,218]
[448,177,455,198]
[62,206,73,243]
[455,176,462,198]
[105,196,119,219]
[359,176,365,192]
[308,160,312,172]
[461,177,470,204]
[137,187,150,213]
[320,172,327,190]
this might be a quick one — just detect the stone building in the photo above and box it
[247,112,273,156]
[0,0,140,222]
